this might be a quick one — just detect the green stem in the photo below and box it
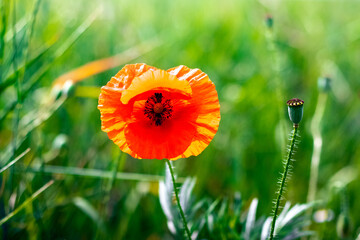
[107,152,126,191]
[265,20,287,155]
[18,0,42,85]
[269,126,298,240]
[307,93,327,203]
[0,0,8,71]
[0,180,54,226]
[165,159,191,240]
[95,152,125,240]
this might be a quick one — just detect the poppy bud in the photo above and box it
[317,77,331,92]
[265,14,273,28]
[286,98,304,127]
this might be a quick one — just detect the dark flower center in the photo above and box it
[144,93,173,126]
[153,103,164,113]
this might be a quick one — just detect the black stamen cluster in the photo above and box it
[144,93,173,126]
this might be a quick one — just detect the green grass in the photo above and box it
[1,0,360,239]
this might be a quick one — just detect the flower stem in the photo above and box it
[269,126,298,240]
[165,159,191,240]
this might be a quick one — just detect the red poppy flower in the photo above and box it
[98,63,220,160]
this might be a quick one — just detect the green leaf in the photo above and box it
[0,95,67,166]
[179,177,195,213]
[16,164,167,182]
[0,148,30,173]
[245,198,258,240]
[0,9,98,93]
[159,163,180,235]
[261,217,272,240]
[72,197,105,231]
[0,180,54,226]
[0,41,56,93]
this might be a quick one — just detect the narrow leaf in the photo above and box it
[261,217,272,240]
[0,180,54,226]
[245,198,258,240]
[52,37,161,89]
[0,148,30,173]
[72,197,105,231]
[283,230,314,240]
[179,177,195,213]
[16,164,178,182]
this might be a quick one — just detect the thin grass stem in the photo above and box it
[165,159,191,240]
[14,165,188,183]
[18,0,42,85]
[0,148,30,173]
[0,180,54,226]
[108,152,126,191]
[95,152,125,240]
[11,0,20,102]
[0,0,8,72]
[269,126,298,240]
[9,0,21,203]
[307,93,327,203]
[265,17,287,154]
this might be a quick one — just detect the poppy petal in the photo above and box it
[120,69,192,104]
[167,65,221,159]
[98,63,157,157]
[124,98,197,159]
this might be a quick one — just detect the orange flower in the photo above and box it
[98,63,220,160]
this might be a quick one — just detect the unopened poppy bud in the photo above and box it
[265,14,273,28]
[317,77,331,92]
[286,98,304,127]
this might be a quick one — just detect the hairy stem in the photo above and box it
[165,159,191,240]
[270,126,298,240]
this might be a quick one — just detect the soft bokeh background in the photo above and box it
[1,0,360,239]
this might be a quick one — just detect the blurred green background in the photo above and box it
[1,0,360,239]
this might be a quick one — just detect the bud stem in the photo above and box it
[269,126,298,239]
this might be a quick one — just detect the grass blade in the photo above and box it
[0,0,9,69]
[53,10,99,60]
[0,8,98,93]
[0,180,54,226]
[74,86,101,98]
[245,198,258,240]
[179,177,195,214]
[53,37,161,89]
[261,217,272,240]
[0,40,56,93]
[72,197,105,231]
[0,148,30,173]
[0,95,67,165]
[18,0,42,80]
[15,165,186,183]
[4,15,29,42]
